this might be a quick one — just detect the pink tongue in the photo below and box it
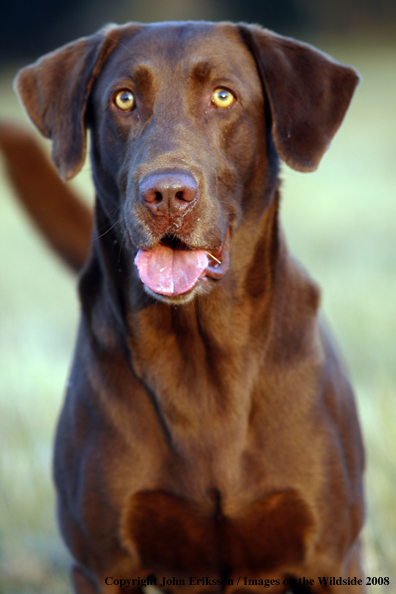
[135,245,208,296]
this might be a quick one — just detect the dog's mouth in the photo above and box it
[134,233,229,297]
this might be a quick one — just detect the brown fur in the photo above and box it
[7,20,365,594]
[125,489,313,573]
[0,123,92,270]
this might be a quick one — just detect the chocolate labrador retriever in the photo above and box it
[11,20,365,594]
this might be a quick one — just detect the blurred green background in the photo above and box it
[0,0,395,592]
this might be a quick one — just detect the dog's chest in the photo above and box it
[122,488,313,575]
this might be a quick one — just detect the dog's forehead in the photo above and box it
[104,21,259,83]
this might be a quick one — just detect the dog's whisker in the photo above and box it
[207,252,221,264]
[107,36,135,57]
[93,219,122,240]
[118,228,126,262]
[109,204,123,218]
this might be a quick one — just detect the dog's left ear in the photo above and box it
[15,25,132,181]
[238,25,359,172]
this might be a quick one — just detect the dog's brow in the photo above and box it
[190,61,212,82]
[131,65,154,87]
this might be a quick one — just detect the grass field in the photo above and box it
[0,36,395,593]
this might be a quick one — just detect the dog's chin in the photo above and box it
[142,275,215,305]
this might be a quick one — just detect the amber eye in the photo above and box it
[211,88,235,108]
[114,90,135,111]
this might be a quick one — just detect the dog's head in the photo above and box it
[15,22,358,304]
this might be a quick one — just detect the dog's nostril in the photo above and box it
[175,187,197,202]
[141,189,163,204]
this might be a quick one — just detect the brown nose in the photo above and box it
[140,170,198,216]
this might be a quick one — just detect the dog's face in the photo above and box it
[90,23,269,303]
[15,22,359,304]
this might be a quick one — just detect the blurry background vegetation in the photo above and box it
[0,0,395,592]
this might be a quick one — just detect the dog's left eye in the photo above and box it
[211,88,235,108]
[114,90,135,111]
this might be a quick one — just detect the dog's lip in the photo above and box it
[203,230,230,280]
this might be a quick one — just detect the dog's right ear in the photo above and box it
[15,25,136,181]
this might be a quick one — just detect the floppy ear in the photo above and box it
[14,26,126,181]
[238,25,359,172]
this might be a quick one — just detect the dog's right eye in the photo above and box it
[114,90,135,111]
